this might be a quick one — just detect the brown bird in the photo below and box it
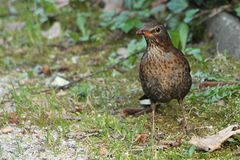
[132,22,192,133]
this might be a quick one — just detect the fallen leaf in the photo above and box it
[190,124,240,152]
[42,22,61,39]
[42,65,51,76]
[99,146,108,156]
[8,112,19,124]
[1,126,13,134]
[158,137,182,148]
[135,133,149,143]
[54,0,69,8]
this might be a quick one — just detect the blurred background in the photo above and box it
[0,0,240,159]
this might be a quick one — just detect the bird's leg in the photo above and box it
[178,99,188,133]
[151,103,156,137]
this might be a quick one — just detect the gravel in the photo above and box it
[0,125,88,160]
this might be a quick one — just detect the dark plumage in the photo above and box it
[133,22,192,132]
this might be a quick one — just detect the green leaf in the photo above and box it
[41,0,58,14]
[167,0,188,13]
[169,30,180,48]
[179,23,189,50]
[120,18,142,33]
[235,5,240,17]
[185,48,203,61]
[184,9,199,23]
[188,145,196,157]
[127,38,146,53]
[76,13,91,41]
[70,83,90,100]
[167,16,180,30]
[150,6,165,14]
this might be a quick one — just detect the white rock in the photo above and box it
[42,22,61,39]
[50,76,70,87]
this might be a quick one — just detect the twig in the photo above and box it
[61,52,140,89]
[193,5,232,24]
[199,81,240,89]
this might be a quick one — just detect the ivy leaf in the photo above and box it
[184,9,199,23]
[167,0,188,13]
[188,145,196,157]
[127,38,146,53]
[169,30,180,48]
[235,5,240,17]
[120,18,142,33]
[76,13,91,41]
[185,48,203,62]
[179,23,189,50]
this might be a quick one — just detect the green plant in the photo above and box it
[235,5,240,17]
[76,12,92,41]
[190,85,240,103]
[33,0,58,24]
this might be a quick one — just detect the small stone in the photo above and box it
[207,12,240,58]
[217,100,225,106]
[71,56,79,64]
[66,139,76,148]
[1,127,13,134]
[49,76,70,88]
[42,22,61,39]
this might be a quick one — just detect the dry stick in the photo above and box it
[193,5,232,25]
[199,81,240,89]
[62,52,140,89]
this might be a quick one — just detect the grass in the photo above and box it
[1,1,240,159]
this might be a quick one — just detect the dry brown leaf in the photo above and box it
[1,126,13,134]
[135,133,149,143]
[158,137,182,148]
[190,124,240,152]
[8,112,19,124]
[99,146,108,156]
[42,65,51,76]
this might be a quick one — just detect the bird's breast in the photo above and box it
[139,47,191,101]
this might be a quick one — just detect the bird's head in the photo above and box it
[136,22,172,48]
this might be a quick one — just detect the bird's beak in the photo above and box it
[136,29,152,37]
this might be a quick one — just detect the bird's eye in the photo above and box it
[155,27,161,33]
